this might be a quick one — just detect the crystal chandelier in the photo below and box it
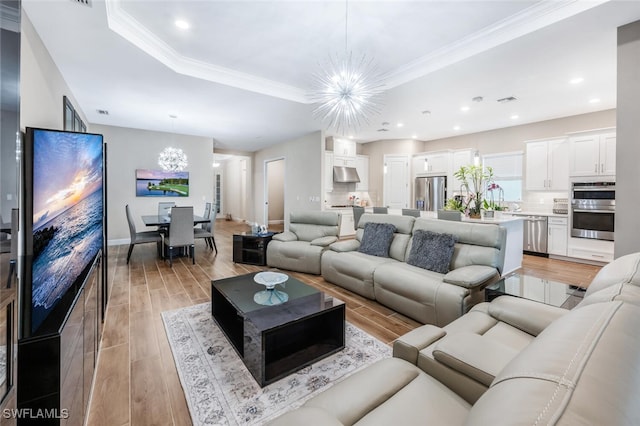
[158,147,188,171]
[310,0,385,134]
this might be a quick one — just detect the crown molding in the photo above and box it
[105,0,310,104]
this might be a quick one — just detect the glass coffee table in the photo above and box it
[485,273,586,308]
[211,272,345,387]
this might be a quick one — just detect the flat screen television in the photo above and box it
[22,128,104,337]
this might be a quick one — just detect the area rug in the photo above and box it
[162,303,391,425]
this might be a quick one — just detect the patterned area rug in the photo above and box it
[162,303,391,425]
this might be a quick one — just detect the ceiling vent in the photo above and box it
[71,0,92,7]
[377,128,389,132]
[497,96,517,103]
[96,109,109,115]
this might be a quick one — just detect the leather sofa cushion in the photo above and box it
[487,296,569,336]
[272,231,297,242]
[329,239,360,252]
[579,252,640,308]
[443,265,498,288]
[310,236,337,247]
[432,332,519,387]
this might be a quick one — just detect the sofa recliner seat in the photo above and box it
[322,214,506,326]
[269,252,640,425]
[266,211,340,275]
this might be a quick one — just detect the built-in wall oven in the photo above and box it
[571,181,615,241]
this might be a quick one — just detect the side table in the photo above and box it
[232,232,275,266]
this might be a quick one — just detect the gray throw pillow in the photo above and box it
[358,222,396,258]
[407,230,457,274]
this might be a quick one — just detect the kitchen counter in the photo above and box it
[506,211,568,218]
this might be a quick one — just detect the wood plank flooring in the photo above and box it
[86,221,601,425]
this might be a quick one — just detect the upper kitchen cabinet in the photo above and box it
[355,155,369,191]
[324,151,334,192]
[568,130,616,177]
[414,151,450,175]
[333,138,357,158]
[333,156,356,167]
[525,138,569,191]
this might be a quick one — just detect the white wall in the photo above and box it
[267,159,285,223]
[615,21,640,257]
[90,124,214,243]
[220,155,252,222]
[20,13,87,131]
[253,131,324,227]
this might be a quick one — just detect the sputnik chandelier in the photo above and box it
[158,147,188,172]
[310,0,385,135]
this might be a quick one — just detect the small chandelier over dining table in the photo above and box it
[158,146,188,171]
[309,0,385,135]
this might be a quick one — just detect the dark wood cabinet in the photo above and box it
[17,255,102,425]
[233,233,274,266]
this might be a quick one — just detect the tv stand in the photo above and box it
[17,253,103,425]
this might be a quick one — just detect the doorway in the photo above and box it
[383,155,409,209]
[265,158,285,227]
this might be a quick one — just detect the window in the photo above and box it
[483,151,523,203]
[63,96,86,132]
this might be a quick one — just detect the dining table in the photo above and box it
[141,214,209,227]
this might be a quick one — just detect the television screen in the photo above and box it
[135,169,189,197]
[27,128,104,334]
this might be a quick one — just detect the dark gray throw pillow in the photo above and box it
[407,230,457,274]
[358,222,396,258]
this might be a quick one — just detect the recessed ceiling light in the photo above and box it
[175,19,190,30]
[570,77,584,85]
[589,98,601,104]
[349,135,354,139]
[397,123,404,128]
[412,134,417,139]
[453,125,461,131]
[460,106,470,112]
[510,114,519,120]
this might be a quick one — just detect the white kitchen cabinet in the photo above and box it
[450,149,473,192]
[339,212,355,237]
[525,138,568,191]
[413,151,450,175]
[548,217,568,256]
[568,131,616,177]
[333,138,356,158]
[355,155,369,191]
[324,151,333,192]
[334,156,356,167]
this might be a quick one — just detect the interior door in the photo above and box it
[384,155,409,209]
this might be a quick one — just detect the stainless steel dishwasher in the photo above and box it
[515,215,548,255]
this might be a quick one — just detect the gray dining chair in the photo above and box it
[195,210,218,253]
[164,206,195,266]
[352,206,365,230]
[203,202,212,223]
[373,207,388,214]
[402,208,420,217]
[437,209,462,221]
[126,204,163,264]
[158,201,175,217]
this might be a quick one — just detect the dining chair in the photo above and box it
[195,210,218,253]
[437,209,462,221]
[125,204,163,264]
[352,206,365,230]
[402,208,420,217]
[158,201,176,217]
[164,206,195,266]
[202,202,212,224]
[373,207,388,214]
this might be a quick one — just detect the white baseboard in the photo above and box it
[108,238,129,246]
[268,220,284,225]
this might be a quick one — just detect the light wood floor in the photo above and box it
[86,221,601,426]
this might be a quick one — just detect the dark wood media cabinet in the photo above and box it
[232,233,275,266]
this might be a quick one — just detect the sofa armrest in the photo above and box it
[310,236,338,247]
[432,332,519,387]
[488,296,569,336]
[272,231,298,242]
[329,239,360,252]
[443,265,499,289]
[393,324,446,365]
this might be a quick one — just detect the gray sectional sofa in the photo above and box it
[266,211,340,275]
[321,213,506,326]
[268,252,640,425]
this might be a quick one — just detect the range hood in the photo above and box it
[333,166,360,183]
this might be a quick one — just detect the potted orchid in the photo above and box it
[452,165,495,219]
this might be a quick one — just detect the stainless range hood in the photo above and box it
[333,166,360,183]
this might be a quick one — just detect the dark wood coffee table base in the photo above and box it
[211,274,345,387]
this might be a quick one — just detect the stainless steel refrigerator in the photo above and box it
[414,176,447,211]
